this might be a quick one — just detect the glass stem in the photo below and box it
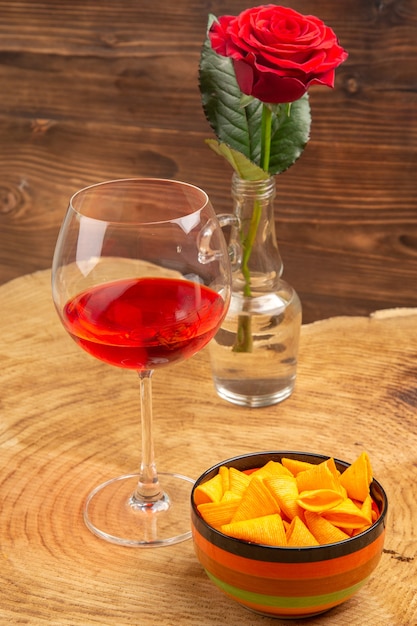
[133,370,163,503]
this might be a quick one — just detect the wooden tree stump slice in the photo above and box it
[1,270,416,625]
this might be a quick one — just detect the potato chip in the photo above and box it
[231,477,280,522]
[221,514,286,546]
[339,451,372,501]
[286,515,319,547]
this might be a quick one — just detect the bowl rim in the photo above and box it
[191,450,388,562]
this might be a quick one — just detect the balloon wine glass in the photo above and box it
[51,178,233,547]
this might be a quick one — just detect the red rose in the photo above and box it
[209,4,348,104]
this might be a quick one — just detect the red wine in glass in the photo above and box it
[63,276,225,369]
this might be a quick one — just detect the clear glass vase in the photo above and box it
[209,174,302,407]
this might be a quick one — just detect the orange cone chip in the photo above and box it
[194,473,223,506]
[297,488,344,513]
[360,495,373,524]
[221,490,242,503]
[197,498,241,529]
[231,477,280,522]
[296,459,345,495]
[304,511,350,544]
[250,460,292,479]
[286,515,319,547]
[265,474,304,520]
[281,457,316,475]
[351,524,372,537]
[321,498,370,529]
[228,467,251,496]
[339,451,372,501]
[221,514,286,546]
[326,457,346,494]
[219,465,230,493]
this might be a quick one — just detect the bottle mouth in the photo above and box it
[231,173,276,200]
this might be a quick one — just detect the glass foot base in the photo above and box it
[84,472,194,547]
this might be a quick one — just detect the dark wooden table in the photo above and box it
[1,269,416,625]
[1,0,417,323]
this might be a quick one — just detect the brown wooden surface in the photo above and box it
[1,269,416,625]
[1,1,417,323]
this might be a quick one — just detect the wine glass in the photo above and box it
[51,178,233,547]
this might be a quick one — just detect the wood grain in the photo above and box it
[1,269,416,625]
[0,0,416,323]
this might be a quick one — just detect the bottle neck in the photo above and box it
[231,174,283,294]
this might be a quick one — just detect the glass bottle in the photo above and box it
[209,174,302,407]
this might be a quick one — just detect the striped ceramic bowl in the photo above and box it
[191,451,387,619]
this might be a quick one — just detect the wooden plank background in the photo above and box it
[0,0,416,323]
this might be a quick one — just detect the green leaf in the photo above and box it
[199,16,312,176]
[268,95,311,175]
[205,140,269,180]
[199,17,263,164]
